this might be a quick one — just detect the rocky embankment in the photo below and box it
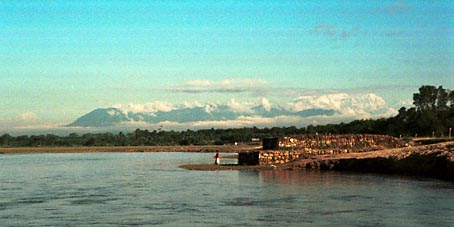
[283,142,454,180]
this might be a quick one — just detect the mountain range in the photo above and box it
[67,105,337,127]
[66,93,397,128]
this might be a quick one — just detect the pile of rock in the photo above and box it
[279,134,405,152]
[239,134,407,166]
[258,151,304,165]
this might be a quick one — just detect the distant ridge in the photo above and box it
[67,105,337,127]
[67,108,128,127]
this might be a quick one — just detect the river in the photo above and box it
[1,152,453,226]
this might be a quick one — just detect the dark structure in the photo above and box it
[262,137,279,150]
[238,152,259,166]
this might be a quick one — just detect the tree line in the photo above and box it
[0,127,304,147]
[1,85,453,147]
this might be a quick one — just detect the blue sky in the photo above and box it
[0,0,452,131]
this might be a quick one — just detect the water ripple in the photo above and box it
[0,152,452,226]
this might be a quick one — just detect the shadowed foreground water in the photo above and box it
[1,152,454,226]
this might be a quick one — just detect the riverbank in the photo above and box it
[284,142,454,180]
[0,145,259,154]
[181,142,454,181]
[3,142,453,181]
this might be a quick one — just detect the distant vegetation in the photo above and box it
[304,85,454,138]
[1,85,453,147]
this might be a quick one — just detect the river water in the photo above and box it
[1,152,453,226]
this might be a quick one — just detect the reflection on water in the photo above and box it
[1,152,453,226]
[259,169,321,185]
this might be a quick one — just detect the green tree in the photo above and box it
[0,134,13,147]
[448,90,454,108]
[413,85,438,111]
[436,86,449,111]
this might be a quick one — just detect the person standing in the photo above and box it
[214,152,220,165]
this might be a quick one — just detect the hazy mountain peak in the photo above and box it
[67,108,128,127]
[67,105,336,128]
[67,93,395,128]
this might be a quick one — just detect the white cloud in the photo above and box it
[182,101,203,109]
[227,99,253,113]
[291,93,395,117]
[114,101,175,114]
[0,112,44,128]
[105,92,397,128]
[204,103,218,113]
[261,97,272,112]
[146,115,305,130]
[107,109,120,116]
[0,112,61,133]
[1,92,400,134]
[104,93,396,128]
[17,112,40,122]
[293,93,349,111]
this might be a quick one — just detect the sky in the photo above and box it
[0,0,453,133]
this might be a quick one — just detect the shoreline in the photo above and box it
[181,142,454,181]
[294,142,454,181]
[0,145,259,154]
[3,142,453,181]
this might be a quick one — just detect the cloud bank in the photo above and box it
[2,92,399,135]
[290,93,396,118]
[92,92,396,128]
[113,101,175,114]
